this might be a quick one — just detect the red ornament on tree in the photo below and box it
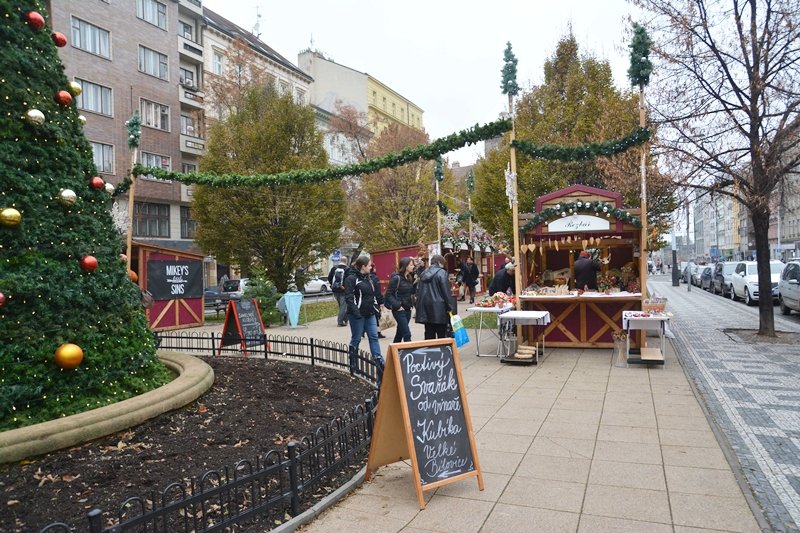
[89,176,105,190]
[25,11,45,30]
[55,90,72,106]
[51,31,67,47]
[0,292,6,307]
[80,255,98,272]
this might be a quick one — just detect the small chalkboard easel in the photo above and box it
[365,338,483,509]
[218,298,266,356]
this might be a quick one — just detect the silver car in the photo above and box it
[779,261,800,315]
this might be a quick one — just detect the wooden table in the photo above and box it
[498,310,551,365]
[466,304,514,357]
[622,311,672,366]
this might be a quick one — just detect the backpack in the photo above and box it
[332,267,345,292]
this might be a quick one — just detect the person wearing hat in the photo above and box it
[574,250,601,290]
[328,258,350,326]
[489,261,516,295]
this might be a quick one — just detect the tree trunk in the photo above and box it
[751,209,775,337]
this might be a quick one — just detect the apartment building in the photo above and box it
[47,0,205,258]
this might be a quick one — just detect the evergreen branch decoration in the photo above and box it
[437,200,473,223]
[501,42,520,96]
[132,119,512,187]
[466,169,475,194]
[512,127,650,161]
[519,200,642,235]
[125,111,141,149]
[111,176,132,197]
[628,23,653,88]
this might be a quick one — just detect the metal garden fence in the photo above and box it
[40,332,380,533]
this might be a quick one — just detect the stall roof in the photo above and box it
[535,185,623,211]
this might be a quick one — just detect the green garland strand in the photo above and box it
[511,127,650,161]
[437,200,473,223]
[466,169,475,194]
[628,23,653,88]
[125,111,141,149]
[133,119,512,187]
[519,200,642,235]
[111,176,132,197]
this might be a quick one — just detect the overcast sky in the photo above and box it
[202,0,641,166]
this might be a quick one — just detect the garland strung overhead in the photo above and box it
[511,127,650,161]
[519,200,642,235]
[437,200,473,223]
[132,119,512,187]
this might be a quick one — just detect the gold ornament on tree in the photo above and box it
[24,109,45,125]
[67,80,82,97]
[57,189,77,206]
[54,343,84,369]
[0,207,22,227]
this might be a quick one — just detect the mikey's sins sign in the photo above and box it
[146,260,203,300]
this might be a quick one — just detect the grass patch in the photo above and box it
[302,300,340,323]
[461,313,498,329]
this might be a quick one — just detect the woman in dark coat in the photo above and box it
[344,255,384,377]
[414,254,453,339]
[384,257,416,342]
[458,256,480,304]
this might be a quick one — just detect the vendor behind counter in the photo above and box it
[574,251,601,290]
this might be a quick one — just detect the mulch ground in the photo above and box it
[0,356,374,532]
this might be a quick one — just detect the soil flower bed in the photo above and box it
[0,356,374,532]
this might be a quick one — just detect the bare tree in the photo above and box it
[635,0,800,336]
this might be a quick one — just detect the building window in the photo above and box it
[267,73,277,89]
[180,21,193,40]
[75,78,112,116]
[391,102,396,116]
[212,51,224,75]
[133,202,170,238]
[71,17,110,58]
[180,114,196,135]
[372,90,377,104]
[280,81,290,95]
[382,96,386,111]
[140,99,170,131]
[138,46,168,80]
[180,206,197,239]
[140,151,171,180]
[294,88,305,105]
[182,163,197,173]
[90,141,113,173]
[136,0,166,30]
[179,67,194,87]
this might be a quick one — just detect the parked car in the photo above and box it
[204,286,226,312]
[221,278,249,301]
[678,261,689,283]
[778,260,800,315]
[690,264,704,286]
[699,266,714,291]
[730,260,784,305]
[303,276,330,293]
[712,261,737,296]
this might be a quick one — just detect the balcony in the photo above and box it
[178,0,203,17]
[180,134,205,156]
[178,35,203,64]
[179,84,204,109]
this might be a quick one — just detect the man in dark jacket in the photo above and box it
[327,259,349,326]
[574,250,600,290]
[414,254,453,339]
[489,262,516,295]
[458,256,480,303]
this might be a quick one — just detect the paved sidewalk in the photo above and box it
[244,295,762,532]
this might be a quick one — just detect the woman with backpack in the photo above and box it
[384,257,416,343]
[344,255,385,382]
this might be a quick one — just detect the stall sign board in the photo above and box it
[219,298,266,356]
[547,214,610,233]
[146,259,203,300]
[365,338,483,509]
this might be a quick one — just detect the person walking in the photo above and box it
[369,263,386,338]
[458,256,480,303]
[345,256,384,383]
[384,257,416,343]
[327,259,349,327]
[415,254,453,339]
[574,250,600,290]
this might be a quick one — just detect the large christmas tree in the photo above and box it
[0,1,171,431]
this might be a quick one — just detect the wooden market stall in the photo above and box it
[131,241,205,331]
[517,185,644,349]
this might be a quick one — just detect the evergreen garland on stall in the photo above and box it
[518,200,642,235]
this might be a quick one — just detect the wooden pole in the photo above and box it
[509,94,524,351]
[638,85,648,304]
[125,147,138,272]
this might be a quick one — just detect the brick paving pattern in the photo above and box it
[650,277,800,532]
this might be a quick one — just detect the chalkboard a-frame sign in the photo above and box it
[218,298,266,356]
[365,338,483,509]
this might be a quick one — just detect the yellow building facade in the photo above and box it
[367,76,424,135]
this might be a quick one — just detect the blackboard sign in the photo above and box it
[146,260,203,301]
[219,298,266,355]
[366,338,482,509]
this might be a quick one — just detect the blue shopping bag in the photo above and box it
[450,313,470,348]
